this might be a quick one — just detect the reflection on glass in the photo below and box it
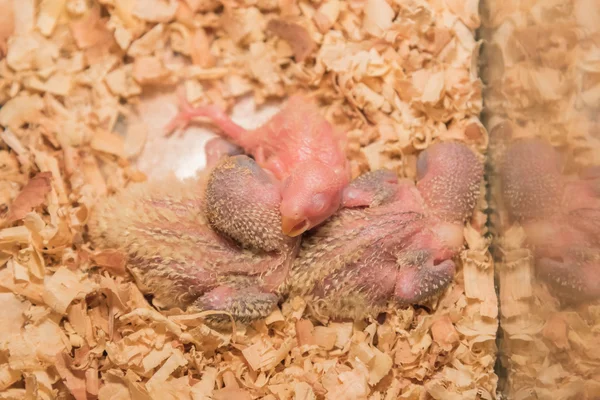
[482,0,600,398]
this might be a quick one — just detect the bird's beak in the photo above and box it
[281,217,310,237]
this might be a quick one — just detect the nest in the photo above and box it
[0,0,497,399]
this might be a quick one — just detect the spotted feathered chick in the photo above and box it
[88,155,299,325]
[288,142,484,320]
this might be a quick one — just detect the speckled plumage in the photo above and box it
[89,142,483,323]
[289,142,483,319]
[500,137,600,301]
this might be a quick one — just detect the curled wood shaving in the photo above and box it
[42,267,97,314]
[70,5,113,49]
[37,0,66,37]
[363,0,395,38]
[132,56,169,85]
[132,0,178,23]
[431,316,460,352]
[54,352,88,400]
[91,130,125,158]
[5,172,52,224]
[0,95,44,131]
[267,19,316,62]
[190,28,215,68]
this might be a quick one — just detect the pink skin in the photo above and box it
[165,94,364,237]
[204,137,244,169]
[500,138,600,302]
[290,142,483,314]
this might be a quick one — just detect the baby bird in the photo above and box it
[165,95,362,237]
[288,142,483,319]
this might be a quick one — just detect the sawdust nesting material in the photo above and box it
[0,0,496,399]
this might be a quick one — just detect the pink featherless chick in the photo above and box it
[165,94,369,237]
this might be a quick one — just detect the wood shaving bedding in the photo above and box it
[481,0,600,398]
[0,0,496,399]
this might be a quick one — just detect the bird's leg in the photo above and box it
[394,250,456,306]
[191,284,279,326]
[205,137,244,169]
[165,89,247,143]
[306,242,456,315]
[197,155,300,326]
[341,169,399,208]
[416,142,483,222]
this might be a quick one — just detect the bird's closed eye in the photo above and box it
[416,151,428,180]
[310,193,327,213]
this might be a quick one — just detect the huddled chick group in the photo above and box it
[89,96,484,325]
